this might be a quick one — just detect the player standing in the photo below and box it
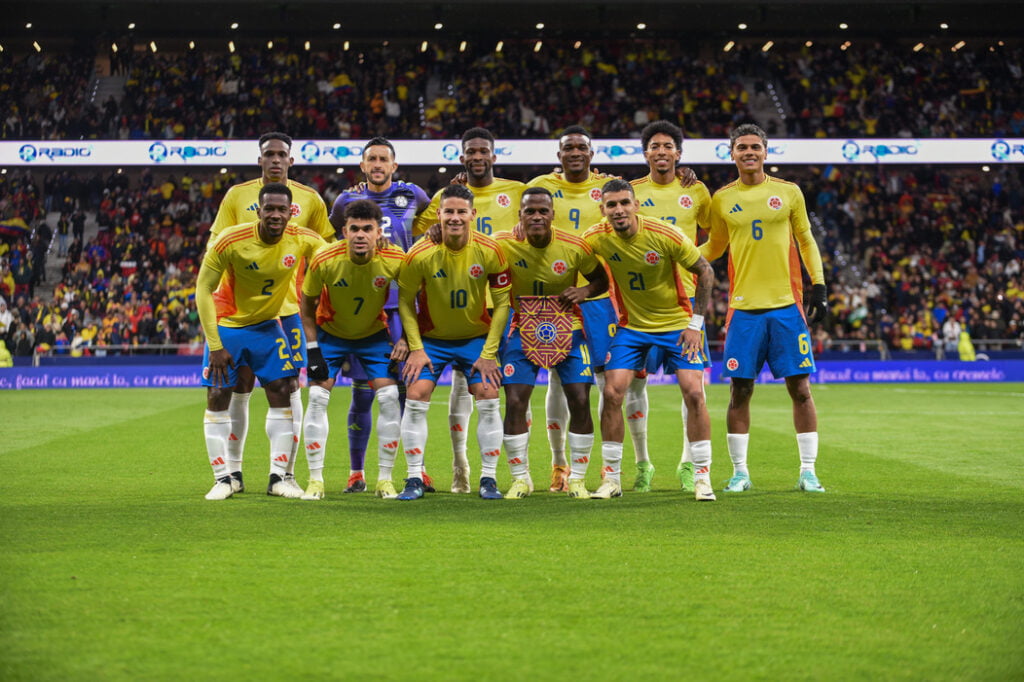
[583,179,717,501]
[702,124,828,493]
[630,120,713,493]
[414,128,526,493]
[526,126,616,493]
[396,184,512,501]
[298,200,406,500]
[198,183,326,500]
[329,138,431,494]
[208,133,335,497]
[496,187,608,498]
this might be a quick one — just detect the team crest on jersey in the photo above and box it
[282,254,297,268]
[503,363,515,377]
[551,260,568,275]
[679,195,694,209]
[644,250,661,265]
[768,196,783,210]
[589,188,603,202]
[496,193,511,208]
[726,357,739,371]
[373,276,388,289]
[395,195,409,208]
[469,264,484,279]
[290,203,301,217]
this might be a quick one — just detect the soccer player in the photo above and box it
[630,120,713,493]
[526,126,617,493]
[198,183,327,500]
[496,187,608,498]
[329,137,431,494]
[299,199,406,500]
[208,132,335,497]
[414,127,526,494]
[582,179,717,501]
[396,184,512,501]
[702,123,828,493]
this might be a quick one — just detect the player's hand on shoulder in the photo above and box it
[451,172,468,186]
[511,221,525,240]
[590,167,620,180]
[676,166,698,188]
[347,181,368,194]
[425,223,442,244]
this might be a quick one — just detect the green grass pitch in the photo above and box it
[1,383,1022,681]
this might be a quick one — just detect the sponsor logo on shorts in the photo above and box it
[768,196,783,210]
[726,357,739,371]
[503,363,515,377]
[679,195,693,209]
[469,263,484,278]
[282,254,296,268]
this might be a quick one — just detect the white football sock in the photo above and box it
[265,407,294,477]
[448,372,473,469]
[567,431,594,480]
[503,432,530,480]
[286,388,303,476]
[546,372,568,466]
[476,398,503,479]
[600,441,623,483]
[690,439,712,483]
[203,409,232,480]
[302,386,330,482]
[376,384,402,481]
[400,399,430,479]
[625,375,649,464]
[797,431,818,473]
[727,433,750,475]
[226,391,251,474]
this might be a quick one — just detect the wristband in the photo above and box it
[687,314,704,331]
[306,341,319,350]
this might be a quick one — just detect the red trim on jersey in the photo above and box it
[673,268,693,314]
[416,288,435,335]
[214,224,257,252]
[316,288,335,326]
[213,269,238,320]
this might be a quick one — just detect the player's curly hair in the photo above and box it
[730,124,768,150]
[461,127,495,148]
[440,183,475,206]
[641,120,683,151]
[343,199,384,224]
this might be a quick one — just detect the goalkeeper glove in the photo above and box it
[306,344,329,382]
[807,284,828,324]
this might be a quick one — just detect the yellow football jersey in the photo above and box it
[526,171,608,234]
[210,177,334,318]
[302,242,405,340]
[496,230,600,331]
[632,175,711,299]
[583,216,702,333]
[703,175,824,311]
[198,223,326,349]
[398,233,511,359]
[414,178,526,237]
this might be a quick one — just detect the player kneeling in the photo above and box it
[299,200,407,500]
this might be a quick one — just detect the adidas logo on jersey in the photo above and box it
[799,357,813,368]
[609,253,622,262]
[333,278,349,287]
[433,269,448,278]
[246,201,259,213]
[641,198,656,207]
[245,262,260,270]
[553,190,564,198]
[729,203,744,213]
[515,259,528,268]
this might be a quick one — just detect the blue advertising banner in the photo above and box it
[1,360,1023,390]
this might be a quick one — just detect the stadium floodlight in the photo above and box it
[737,23,747,30]
[344,41,350,51]
[806,40,813,47]
[534,40,542,52]
[228,40,235,53]
[111,43,117,53]
[32,41,41,52]
[913,42,924,52]
[459,41,467,52]
[127,22,134,30]
[940,23,949,30]
[304,41,310,51]
[333,23,341,30]
[149,41,157,53]
[762,41,774,52]
[839,22,849,29]
[495,41,503,52]
[637,23,646,30]
[266,41,273,49]
[420,41,429,52]
[536,23,544,30]
[574,41,582,49]
[723,41,735,52]
[188,41,195,50]
[25,22,32,29]
[434,22,443,30]
[230,22,239,30]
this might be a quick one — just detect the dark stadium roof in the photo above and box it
[2,1,1021,48]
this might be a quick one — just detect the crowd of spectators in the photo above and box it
[3,40,1020,142]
